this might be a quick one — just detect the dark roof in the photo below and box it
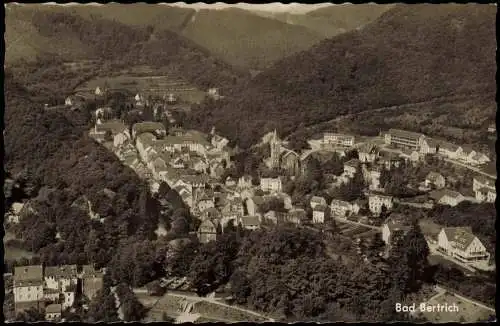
[430,189,463,201]
[344,159,360,167]
[14,265,43,282]
[388,129,424,140]
[442,227,477,251]
[241,216,260,226]
[45,304,62,314]
[45,265,78,278]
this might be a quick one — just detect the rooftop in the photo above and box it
[388,128,424,140]
[330,199,351,208]
[45,304,62,314]
[442,227,477,251]
[132,122,166,134]
[14,265,43,282]
[45,265,78,278]
[241,215,260,226]
[96,120,127,134]
[430,189,463,201]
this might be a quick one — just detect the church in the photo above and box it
[267,130,301,177]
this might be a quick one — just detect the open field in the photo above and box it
[75,66,207,103]
[417,293,494,323]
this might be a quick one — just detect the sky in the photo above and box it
[27,2,334,13]
[167,2,334,13]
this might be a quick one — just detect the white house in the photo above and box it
[312,205,328,224]
[419,138,439,155]
[430,189,465,207]
[343,159,360,178]
[473,176,496,203]
[197,196,215,212]
[330,199,359,218]
[358,143,379,163]
[6,202,25,224]
[310,196,327,209]
[211,134,229,151]
[322,133,355,147]
[425,172,446,189]
[45,303,62,321]
[237,176,253,189]
[438,142,462,160]
[44,265,78,292]
[438,227,490,263]
[368,193,393,215]
[13,266,44,308]
[260,177,282,193]
[113,130,131,148]
[95,86,104,96]
[382,217,410,245]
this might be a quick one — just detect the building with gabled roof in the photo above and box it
[382,215,411,246]
[44,265,78,292]
[312,204,328,224]
[310,196,327,209]
[438,227,490,263]
[132,122,166,139]
[429,189,465,207]
[368,192,393,215]
[358,143,379,163]
[198,219,218,243]
[240,215,261,230]
[425,172,446,189]
[13,265,44,313]
[45,303,62,321]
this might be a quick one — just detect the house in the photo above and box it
[487,124,496,133]
[312,205,328,224]
[358,143,379,163]
[425,172,446,189]
[197,219,218,243]
[113,130,131,148]
[91,120,128,143]
[225,176,236,187]
[45,303,62,321]
[322,133,355,147]
[368,192,393,215]
[468,152,490,166]
[437,142,462,160]
[330,199,359,218]
[240,215,261,231]
[208,87,220,99]
[132,122,167,139]
[384,129,426,150]
[430,189,465,207]
[44,265,78,292]
[473,176,496,203]
[382,217,410,245]
[201,207,221,222]
[438,227,490,263]
[283,208,307,225]
[343,159,360,178]
[263,211,279,224]
[95,86,104,96]
[6,202,25,224]
[377,151,403,169]
[310,196,327,209]
[245,196,265,217]
[237,176,253,189]
[80,265,104,301]
[362,165,382,191]
[13,265,44,313]
[260,177,282,193]
[280,149,301,176]
[197,195,215,212]
[170,157,187,169]
[399,149,420,163]
[419,138,440,155]
[211,134,229,151]
[276,193,293,210]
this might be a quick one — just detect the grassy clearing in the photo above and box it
[417,293,493,323]
[191,301,267,322]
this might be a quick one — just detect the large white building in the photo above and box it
[438,227,490,263]
[473,176,496,203]
[13,266,44,313]
[368,193,393,215]
[384,129,425,150]
[260,177,282,193]
[322,133,355,147]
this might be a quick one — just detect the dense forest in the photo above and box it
[5,9,248,104]
[186,4,496,148]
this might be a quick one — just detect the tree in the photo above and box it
[87,288,119,323]
[402,220,430,292]
[15,307,44,322]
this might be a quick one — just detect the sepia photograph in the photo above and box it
[2,2,497,323]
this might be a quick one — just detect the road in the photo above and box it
[443,158,496,179]
[110,286,125,321]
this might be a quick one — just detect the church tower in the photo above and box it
[270,129,281,169]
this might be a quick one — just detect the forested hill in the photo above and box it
[187,4,496,149]
[6,7,248,91]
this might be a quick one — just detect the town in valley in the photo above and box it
[3,2,497,324]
